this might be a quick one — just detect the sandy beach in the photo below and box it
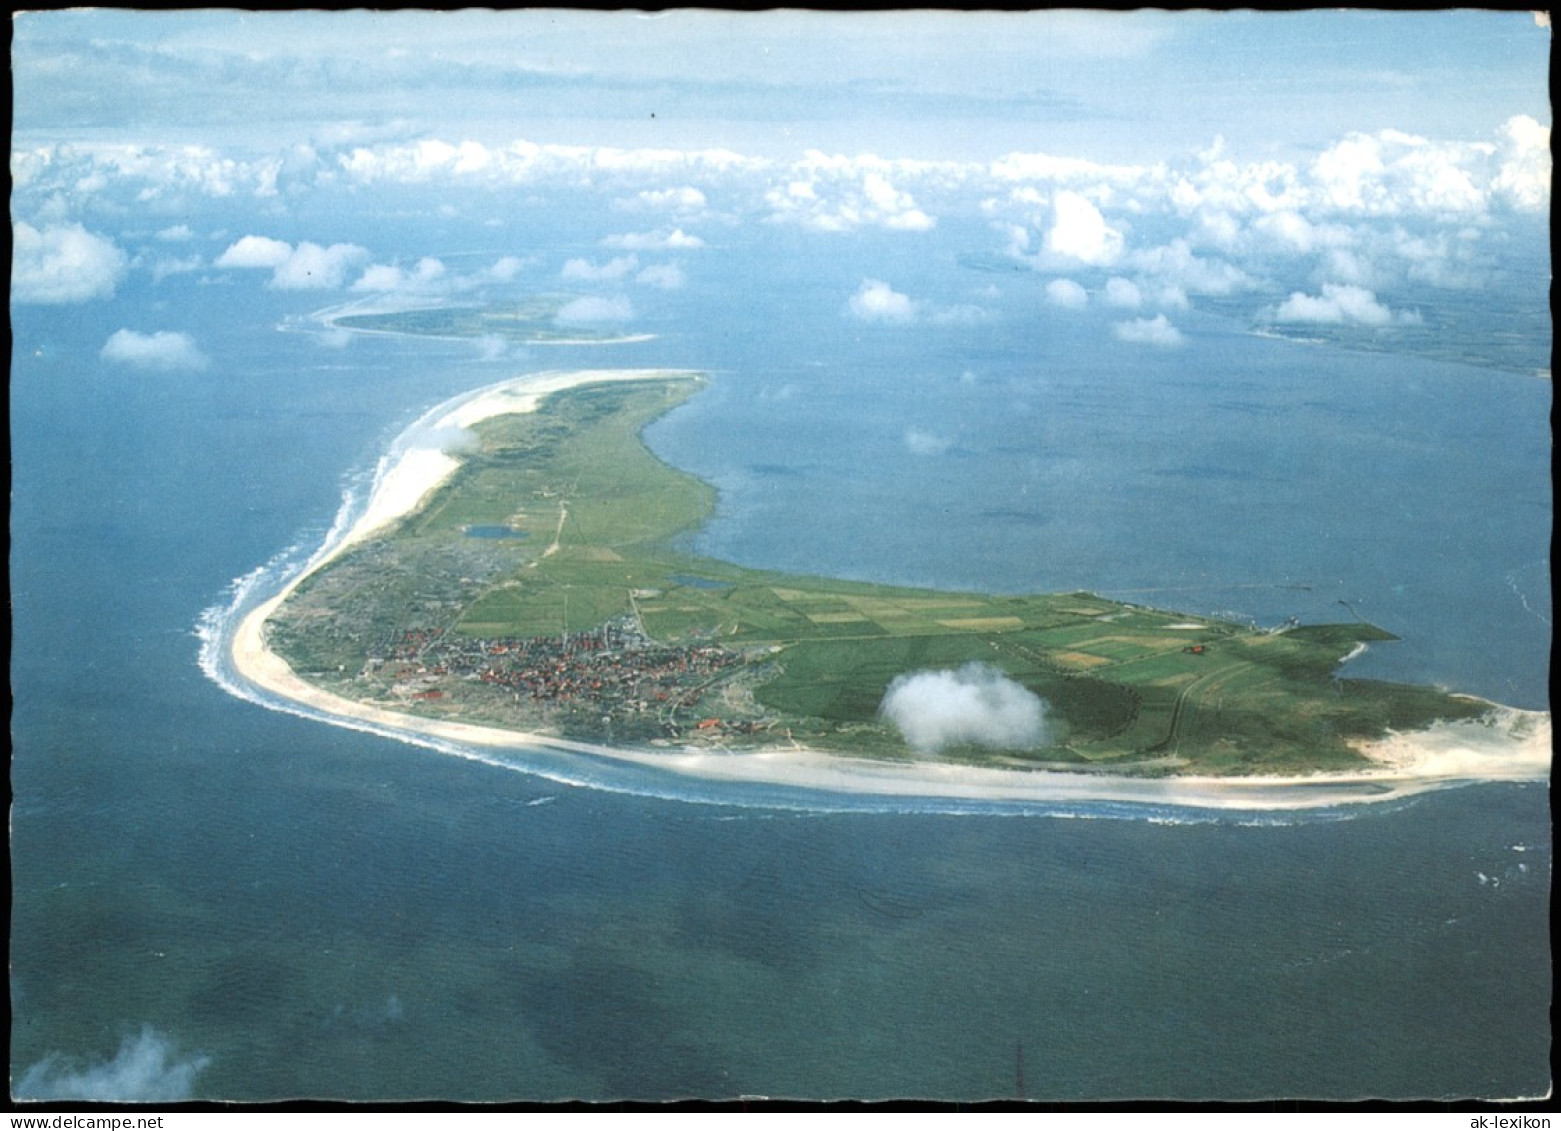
[230,368,1552,811]
[317,368,701,564]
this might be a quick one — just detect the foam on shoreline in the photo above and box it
[227,368,1552,812]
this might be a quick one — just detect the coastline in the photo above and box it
[228,368,1552,812]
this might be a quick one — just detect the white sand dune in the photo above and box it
[230,368,1552,811]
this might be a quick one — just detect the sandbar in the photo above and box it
[229,369,1552,811]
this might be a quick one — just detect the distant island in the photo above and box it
[232,369,1548,808]
[327,299,656,345]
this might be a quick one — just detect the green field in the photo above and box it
[265,376,1489,774]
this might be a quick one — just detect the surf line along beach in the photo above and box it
[227,368,1551,812]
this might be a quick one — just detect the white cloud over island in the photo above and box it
[216,236,370,289]
[880,663,1049,754]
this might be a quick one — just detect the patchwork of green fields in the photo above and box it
[267,376,1488,774]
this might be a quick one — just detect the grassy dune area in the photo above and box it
[266,377,1488,774]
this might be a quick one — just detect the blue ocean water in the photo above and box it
[9,220,1551,1101]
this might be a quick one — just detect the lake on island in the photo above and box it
[10,10,1551,1104]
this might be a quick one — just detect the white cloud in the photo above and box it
[602,227,706,250]
[150,254,204,282]
[487,255,529,282]
[990,150,1154,189]
[12,221,128,304]
[847,278,916,323]
[1492,114,1551,210]
[337,141,759,191]
[15,1027,211,1102]
[155,224,196,242]
[626,185,708,213]
[1127,238,1250,296]
[351,256,446,293]
[271,241,372,289]
[217,236,370,289]
[879,663,1049,754]
[10,142,281,203]
[561,254,639,282]
[930,303,995,326]
[1044,278,1089,309]
[765,157,937,232]
[1312,129,1498,216]
[101,329,210,371]
[1103,277,1143,308]
[636,263,686,289]
[1113,314,1185,347]
[1268,283,1417,326]
[215,235,293,269]
[555,295,634,325]
[1044,190,1123,265]
[861,171,936,231]
[904,427,951,456]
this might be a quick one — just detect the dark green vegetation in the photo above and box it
[333,298,642,343]
[266,377,1489,774]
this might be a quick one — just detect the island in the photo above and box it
[231,369,1549,809]
[326,299,656,346]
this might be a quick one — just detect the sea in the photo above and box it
[9,213,1552,1102]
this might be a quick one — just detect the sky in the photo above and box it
[12,9,1551,158]
[10,9,1552,359]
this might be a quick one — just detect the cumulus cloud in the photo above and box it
[1045,190,1123,265]
[1311,128,1502,216]
[555,295,634,325]
[1127,238,1250,296]
[561,254,638,282]
[625,186,707,214]
[1103,277,1143,308]
[636,263,686,290]
[1044,277,1090,309]
[15,1027,211,1102]
[1268,283,1417,326]
[155,224,196,242]
[217,236,369,289]
[1492,114,1551,210]
[335,140,758,190]
[880,663,1049,754]
[351,256,447,293]
[847,278,916,323]
[12,221,128,303]
[486,255,531,282]
[602,227,706,250]
[101,329,210,371]
[766,157,937,232]
[215,234,292,269]
[1113,314,1185,347]
[272,241,372,289]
